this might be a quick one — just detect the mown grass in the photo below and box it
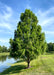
[0,54,54,75]
[0,52,9,56]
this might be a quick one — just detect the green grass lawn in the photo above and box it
[0,54,54,75]
[0,52,9,56]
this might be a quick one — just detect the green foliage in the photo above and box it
[0,46,2,52]
[47,42,54,52]
[0,45,9,53]
[10,9,47,67]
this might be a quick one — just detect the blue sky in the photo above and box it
[0,0,54,48]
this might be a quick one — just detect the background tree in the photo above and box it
[0,46,2,53]
[10,9,47,68]
[47,42,54,52]
[2,46,7,52]
[0,45,8,53]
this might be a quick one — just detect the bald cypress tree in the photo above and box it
[10,9,47,68]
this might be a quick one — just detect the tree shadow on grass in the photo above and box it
[16,59,25,63]
[0,60,26,75]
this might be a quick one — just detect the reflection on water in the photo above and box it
[0,55,8,62]
[0,55,18,72]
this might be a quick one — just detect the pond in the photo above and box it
[0,55,18,73]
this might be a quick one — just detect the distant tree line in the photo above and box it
[0,42,54,53]
[47,42,54,52]
[0,45,10,53]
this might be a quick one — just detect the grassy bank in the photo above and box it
[0,54,54,75]
[0,52,9,56]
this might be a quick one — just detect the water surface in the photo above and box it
[0,55,18,72]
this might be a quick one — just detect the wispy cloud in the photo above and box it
[24,0,31,9]
[0,2,14,46]
[0,23,12,30]
[0,30,12,35]
[0,38,10,47]
[35,7,54,26]
[26,4,31,9]
[35,7,54,42]
[0,38,9,43]
[0,2,13,30]
[45,31,54,34]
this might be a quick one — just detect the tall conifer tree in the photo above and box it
[10,9,47,68]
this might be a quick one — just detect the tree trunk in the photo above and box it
[28,61,30,68]
[27,57,30,68]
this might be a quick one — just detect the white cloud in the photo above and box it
[45,31,54,34]
[41,17,54,26]
[26,4,31,9]
[0,38,10,48]
[3,6,12,20]
[35,7,54,26]
[47,40,54,43]
[0,30,12,35]
[35,7,54,42]
[0,2,13,30]
[0,38,9,43]
[25,0,31,9]
[0,2,15,46]
[0,23,11,30]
